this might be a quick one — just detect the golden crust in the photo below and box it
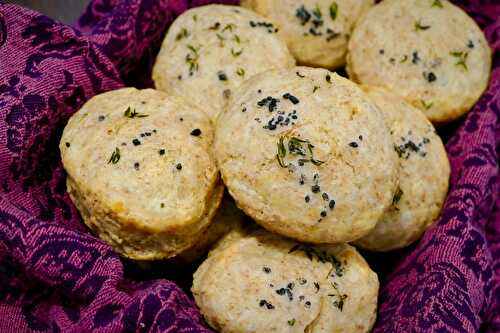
[347,0,492,124]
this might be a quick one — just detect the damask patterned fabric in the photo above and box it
[0,0,498,332]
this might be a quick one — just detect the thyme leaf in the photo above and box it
[108,147,121,164]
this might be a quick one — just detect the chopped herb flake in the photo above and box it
[329,2,338,21]
[450,51,468,70]
[108,147,121,164]
[288,319,296,326]
[231,48,243,57]
[236,68,245,77]
[415,20,431,31]
[176,28,189,41]
[432,0,443,8]
[393,187,404,205]
[124,107,148,118]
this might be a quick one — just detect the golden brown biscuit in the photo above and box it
[347,0,491,123]
[355,86,450,251]
[193,229,379,333]
[153,5,295,121]
[61,88,222,260]
[215,66,399,244]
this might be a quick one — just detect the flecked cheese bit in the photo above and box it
[241,0,373,69]
[60,88,222,260]
[347,0,492,124]
[192,229,379,333]
[215,66,399,244]
[354,86,450,251]
[152,5,295,122]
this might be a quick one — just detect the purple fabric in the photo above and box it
[0,0,498,332]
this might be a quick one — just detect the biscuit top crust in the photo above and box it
[60,88,219,232]
[153,5,295,121]
[347,0,491,123]
[215,67,398,243]
[242,0,374,69]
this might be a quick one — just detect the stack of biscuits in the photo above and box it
[60,1,491,332]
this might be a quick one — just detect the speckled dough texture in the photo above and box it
[60,88,222,260]
[347,0,491,124]
[176,195,245,262]
[152,5,295,122]
[241,0,373,69]
[215,67,399,244]
[354,86,450,251]
[192,229,379,333]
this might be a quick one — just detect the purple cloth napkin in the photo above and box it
[0,0,498,332]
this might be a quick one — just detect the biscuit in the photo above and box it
[355,86,450,251]
[241,0,373,69]
[192,229,379,333]
[214,67,399,244]
[152,5,295,121]
[347,0,492,123]
[60,88,222,260]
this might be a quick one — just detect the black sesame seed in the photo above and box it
[305,195,310,203]
[329,200,336,210]
[359,135,363,141]
[326,74,331,83]
[298,278,307,285]
[217,71,228,81]
[177,75,182,80]
[190,128,202,136]
[242,107,247,112]
[65,142,70,147]
[322,193,329,200]
[276,288,286,295]
[145,132,151,137]
[263,266,271,274]
[132,139,141,146]
[299,295,305,301]
[152,129,157,133]
[283,93,300,104]
[312,185,321,193]
[287,283,294,290]
[159,149,165,155]
[180,117,184,122]
[258,89,262,93]
[412,51,420,64]
[320,211,327,218]
[176,163,182,170]
[349,142,359,148]
[141,101,146,104]
[468,40,475,49]
[379,49,385,55]
[305,301,311,308]
[134,162,140,170]
[426,72,437,82]
[160,203,165,208]
[98,115,105,121]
